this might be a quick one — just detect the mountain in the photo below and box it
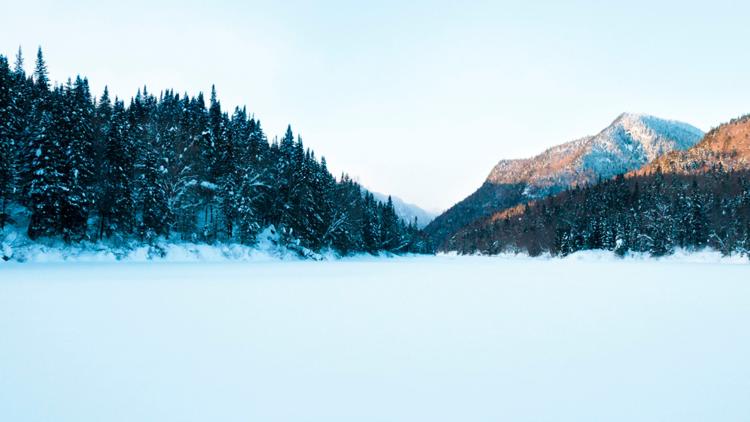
[447,115,750,257]
[371,192,437,228]
[634,114,750,176]
[425,113,704,248]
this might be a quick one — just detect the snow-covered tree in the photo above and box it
[99,100,134,238]
[27,88,64,239]
[0,55,14,227]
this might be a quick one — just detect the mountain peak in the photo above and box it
[486,113,704,194]
[614,111,645,120]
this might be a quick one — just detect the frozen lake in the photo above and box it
[1,256,749,422]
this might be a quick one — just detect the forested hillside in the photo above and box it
[636,114,750,176]
[425,113,703,249]
[448,116,750,257]
[0,48,431,256]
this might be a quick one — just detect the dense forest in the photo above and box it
[448,168,750,257]
[0,48,431,256]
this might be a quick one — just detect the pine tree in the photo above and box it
[687,179,708,248]
[95,86,112,169]
[188,85,225,241]
[378,196,401,251]
[207,85,223,180]
[0,55,14,227]
[217,108,243,240]
[129,88,170,241]
[10,48,37,205]
[361,192,380,253]
[326,175,365,254]
[99,100,134,238]
[273,125,296,231]
[235,167,264,245]
[13,47,24,76]
[285,137,316,245]
[140,145,171,240]
[310,156,335,249]
[27,88,64,239]
[172,91,204,240]
[33,47,49,93]
[57,77,96,240]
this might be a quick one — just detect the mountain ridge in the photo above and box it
[445,114,750,257]
[426,113,704,248]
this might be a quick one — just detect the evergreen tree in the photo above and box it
[10,48,37,204]
[0,56,14,227]
[33,47,49,93]
[207,85,223,180]
[99,100,134,238]
[286,137,315,244]
[217,108,244,240]
[310,157,336,249]
[13,47,24,76]
[58,77,96,240]
[273,125,296,230]
[140,145,171,240]
[379,196,402,251]
[172,91,204,240]
[235,167,264,245]
[361,192,380,253]
[128,88,170,241]
[27,88,64,239]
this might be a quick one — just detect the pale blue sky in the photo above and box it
[3,0,750,211]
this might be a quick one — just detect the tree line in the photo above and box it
[0,48,432,255]
[448,168,750,257]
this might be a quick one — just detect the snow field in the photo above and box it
[1,255,749,421]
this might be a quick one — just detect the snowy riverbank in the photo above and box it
[3,229,746,265]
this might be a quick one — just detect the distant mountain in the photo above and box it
[371,192,436,228]
[425,113,704,248]
[447,115,750,257]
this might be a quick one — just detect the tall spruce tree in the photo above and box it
[10,53,33,206]
[57,77,96,240]
[99,100,134,238]
[27,88,64,239]
[33,47,49,93]
[131,88,171,240]
[0,56,14,227]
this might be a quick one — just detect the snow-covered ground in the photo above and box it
[0,227,333,263]
[1,255,749,422]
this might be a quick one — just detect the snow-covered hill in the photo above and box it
[426,113,704,247]
[371,192,436,228]
[487,113,704,197]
